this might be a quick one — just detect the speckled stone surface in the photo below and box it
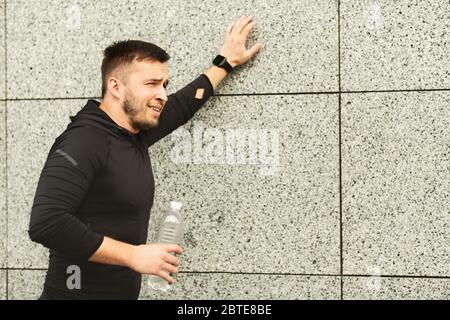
[140,273,340,300]
[342,91,450,276]
[0,0,5,99]
[0,102,6,268]
[7,0,338,99]
[343,276,450,300]
[7,99,86,268]
[4,1,450,300]
[149,94,340,274]
[341,0,450,91]
[0,270,5,299]
[8,270,46,300]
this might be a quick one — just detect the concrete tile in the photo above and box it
[8,269,46,300]
[341,0,450,91]
[342,91,450,276]
[7,0,338,99]
[343,276,450,300]
[149,94,340,274]
[0,101,5,268]
[170,0,339,95]
[7,99,85,268]
[140,273,340,300]
[0,270,5,300]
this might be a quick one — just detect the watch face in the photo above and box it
[213,55,232,73]
[213,55,226,66]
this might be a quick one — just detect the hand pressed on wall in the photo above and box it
[220,15,264,68]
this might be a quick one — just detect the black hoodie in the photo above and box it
[28,74,213,299]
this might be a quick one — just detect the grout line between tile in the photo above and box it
[2,88,450,102]
[337,0,343,301]
[1,268,448,279]
[4,0,8,301]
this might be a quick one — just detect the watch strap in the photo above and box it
[213,55,234,73]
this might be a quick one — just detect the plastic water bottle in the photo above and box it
[148,201,184,292]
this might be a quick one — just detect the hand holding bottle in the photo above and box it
[129,243,183,283]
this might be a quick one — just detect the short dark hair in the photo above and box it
[101,40,170,97]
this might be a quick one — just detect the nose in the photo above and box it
[155,86,168,106]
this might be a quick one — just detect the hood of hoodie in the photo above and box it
[67,99,139,140]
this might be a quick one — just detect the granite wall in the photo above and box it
[0,0,449,299]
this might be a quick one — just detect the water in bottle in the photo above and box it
[148,201,183,292]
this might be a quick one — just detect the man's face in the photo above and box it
[121,60,169,131]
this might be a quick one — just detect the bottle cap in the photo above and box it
[170,201,182,211]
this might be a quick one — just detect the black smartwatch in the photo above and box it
[212,55,234,73]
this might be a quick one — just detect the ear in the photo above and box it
[107,76,124,100]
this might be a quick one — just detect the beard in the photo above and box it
[122,92,158,131]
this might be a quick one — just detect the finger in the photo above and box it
[163,262,179,275]
[247,43,264,58]
[241,20,257,39]
[158,270,176,284]
[234,15,252,34]
[164,254,180,266]
[235,16,252,34]
[228,17,242,35]
[164,244,183,254]
[226,21,234,35]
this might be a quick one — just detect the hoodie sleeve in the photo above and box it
[140,73,214,147]
[28,126,109,259]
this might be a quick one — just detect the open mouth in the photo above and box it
[148,106,162,114]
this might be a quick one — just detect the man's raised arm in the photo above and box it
[140,15,263,147]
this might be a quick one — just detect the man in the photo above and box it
[28,16,263,300]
